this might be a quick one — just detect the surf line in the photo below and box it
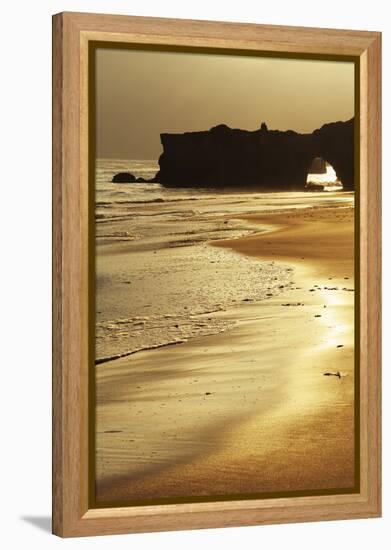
[95,339,187,365]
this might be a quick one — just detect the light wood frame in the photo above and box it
[52,11,381,537]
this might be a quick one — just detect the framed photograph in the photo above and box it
[52,12,381,537]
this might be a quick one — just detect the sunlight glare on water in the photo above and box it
[306,163,342,192]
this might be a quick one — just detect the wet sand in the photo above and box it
[95,205,355,502]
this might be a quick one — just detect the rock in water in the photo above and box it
[112,172,137,183]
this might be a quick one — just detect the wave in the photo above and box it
[95,339,187,365]
[97,197,206,207]
[95,247,294,364]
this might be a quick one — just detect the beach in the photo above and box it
[94,166,355,503]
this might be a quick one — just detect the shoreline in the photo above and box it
[95,204,355,502]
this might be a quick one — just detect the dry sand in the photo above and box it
[95,205,355,502]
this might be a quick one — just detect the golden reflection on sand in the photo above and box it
[95,202,355,502]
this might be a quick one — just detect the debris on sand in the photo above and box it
[324,371,342,378]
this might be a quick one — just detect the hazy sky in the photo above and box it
[95,48,354,160]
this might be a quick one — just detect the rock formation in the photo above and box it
[309,157,327,174]
[312,120,355,190]
[113,118,355,190]
[112,172,136,183]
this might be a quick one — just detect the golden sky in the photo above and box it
[96,48,354,160]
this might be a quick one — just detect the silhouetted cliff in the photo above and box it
[309,157,327,174]
[312,120,355,190]
[112,119,355,191]
[153,118,354,191]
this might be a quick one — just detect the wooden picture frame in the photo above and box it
[52,11,381,537]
